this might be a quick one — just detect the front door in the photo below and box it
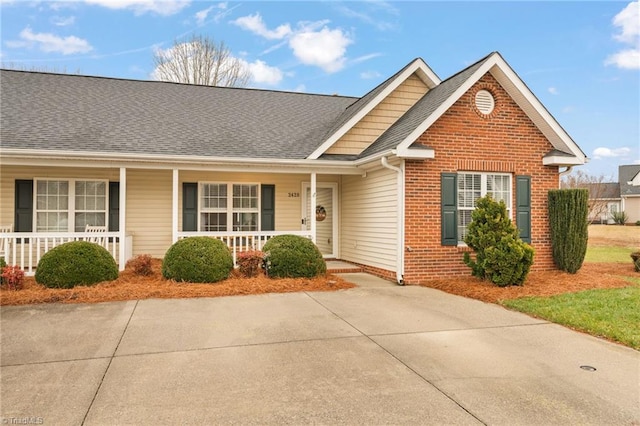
[302,183,337,258]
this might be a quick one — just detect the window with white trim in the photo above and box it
[457,172,511,243]
[35,179,107,232]
[200,183,259,232]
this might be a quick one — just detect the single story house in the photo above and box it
[587,165,640,224]
[586,182,621,224]
[0,52,587,283]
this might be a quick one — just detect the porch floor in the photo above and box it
[326,260,363,274]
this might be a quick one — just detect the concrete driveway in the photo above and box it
[1,272,639,425]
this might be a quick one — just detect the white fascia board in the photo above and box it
[307,58,441,160]
[394,147,435,159]
[0,148,364,175]
[489,56,587,163]
[542,155,585,166]
[396,55,499,152]
[631,171,640,186]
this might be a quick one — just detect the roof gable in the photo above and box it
[620,164,640,195]
[389,52,587,165]
[307,58,441,159]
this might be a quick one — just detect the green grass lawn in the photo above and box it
[585,246,636,263]
[503,277,640,350]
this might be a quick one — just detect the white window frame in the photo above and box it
[457,172,512,244]
[198,182,260,232]
[34,178,109,232]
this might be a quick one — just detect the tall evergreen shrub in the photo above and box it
[548,189,588,273]
[463,195,534,286]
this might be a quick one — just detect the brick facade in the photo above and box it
[403,73,559,284]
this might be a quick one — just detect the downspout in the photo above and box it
[381,156,405,285]
[558,166,573,187]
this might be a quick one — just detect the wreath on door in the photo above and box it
[316,205,327,222]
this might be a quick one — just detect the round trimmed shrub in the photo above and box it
[262,235,326,278]
[35,241,119,288]
[162,237,233,283]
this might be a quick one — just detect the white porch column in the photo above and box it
[172,169,179,243]
[118,167,127,271]
[311,172,317,243]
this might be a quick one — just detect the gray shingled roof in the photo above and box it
[584,182,621,199]
[0,70,357,160]
[620,164,640,196]
[358,53,492,158]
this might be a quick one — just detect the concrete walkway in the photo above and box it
[1,273,638,425]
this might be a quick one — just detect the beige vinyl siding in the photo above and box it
[178,172,339,232]
[326,74,429,155]
[125,169,172,258]
[0,165,120,228]
[624,197,640,223]
[340,166,397,272]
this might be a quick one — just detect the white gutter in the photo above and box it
[381,156,405,285]
[0,149,364,175]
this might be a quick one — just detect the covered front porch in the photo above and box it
[0,160,365,275]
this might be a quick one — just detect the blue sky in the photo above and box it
[1,0,638,180]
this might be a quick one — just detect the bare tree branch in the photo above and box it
[152,35,251,87]
[561,170,616,224]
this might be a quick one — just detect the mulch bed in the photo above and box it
[418,262,637,303]
[0,259,355,306]
[1,259,637,307]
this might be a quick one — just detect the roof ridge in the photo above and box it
[0,68,358,100]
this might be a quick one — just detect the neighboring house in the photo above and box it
[586,182,621,224]
[0,52,587,283]
[585,165,640,225]
[619,165,640,224]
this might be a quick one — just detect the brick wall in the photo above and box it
[403,73,559,284]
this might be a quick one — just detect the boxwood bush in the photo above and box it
[162,237,233,283]
[463,195,534,286]
[262,235,326,278]
[35,241,119,288]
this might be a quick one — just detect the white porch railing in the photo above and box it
[0,232,121,276]
[177,230,313,264]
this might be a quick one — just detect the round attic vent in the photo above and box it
[475,89,495,115]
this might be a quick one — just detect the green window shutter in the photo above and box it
[108,182,120,232]
[441,173,457,246]
[261,184,275,231]
[516,175,531,243]
[15,180,33,232]
[182,183,198,232]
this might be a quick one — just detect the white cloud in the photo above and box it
[51,16,76,26]
[548,87,558,95]
[360,70,381,79]
[289,26,352,73]
[293,84,306,92]
[232,13,292,40]
[605,48,640,69]
[592,147,631,159]
[6,27,92,55]
[233,14,352,73]
[194,2,229,25]
[83,0,190,16]
[195,5,214,25]
[605,1,640,69]
[612,0,640,43]
[243,59,283,85]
